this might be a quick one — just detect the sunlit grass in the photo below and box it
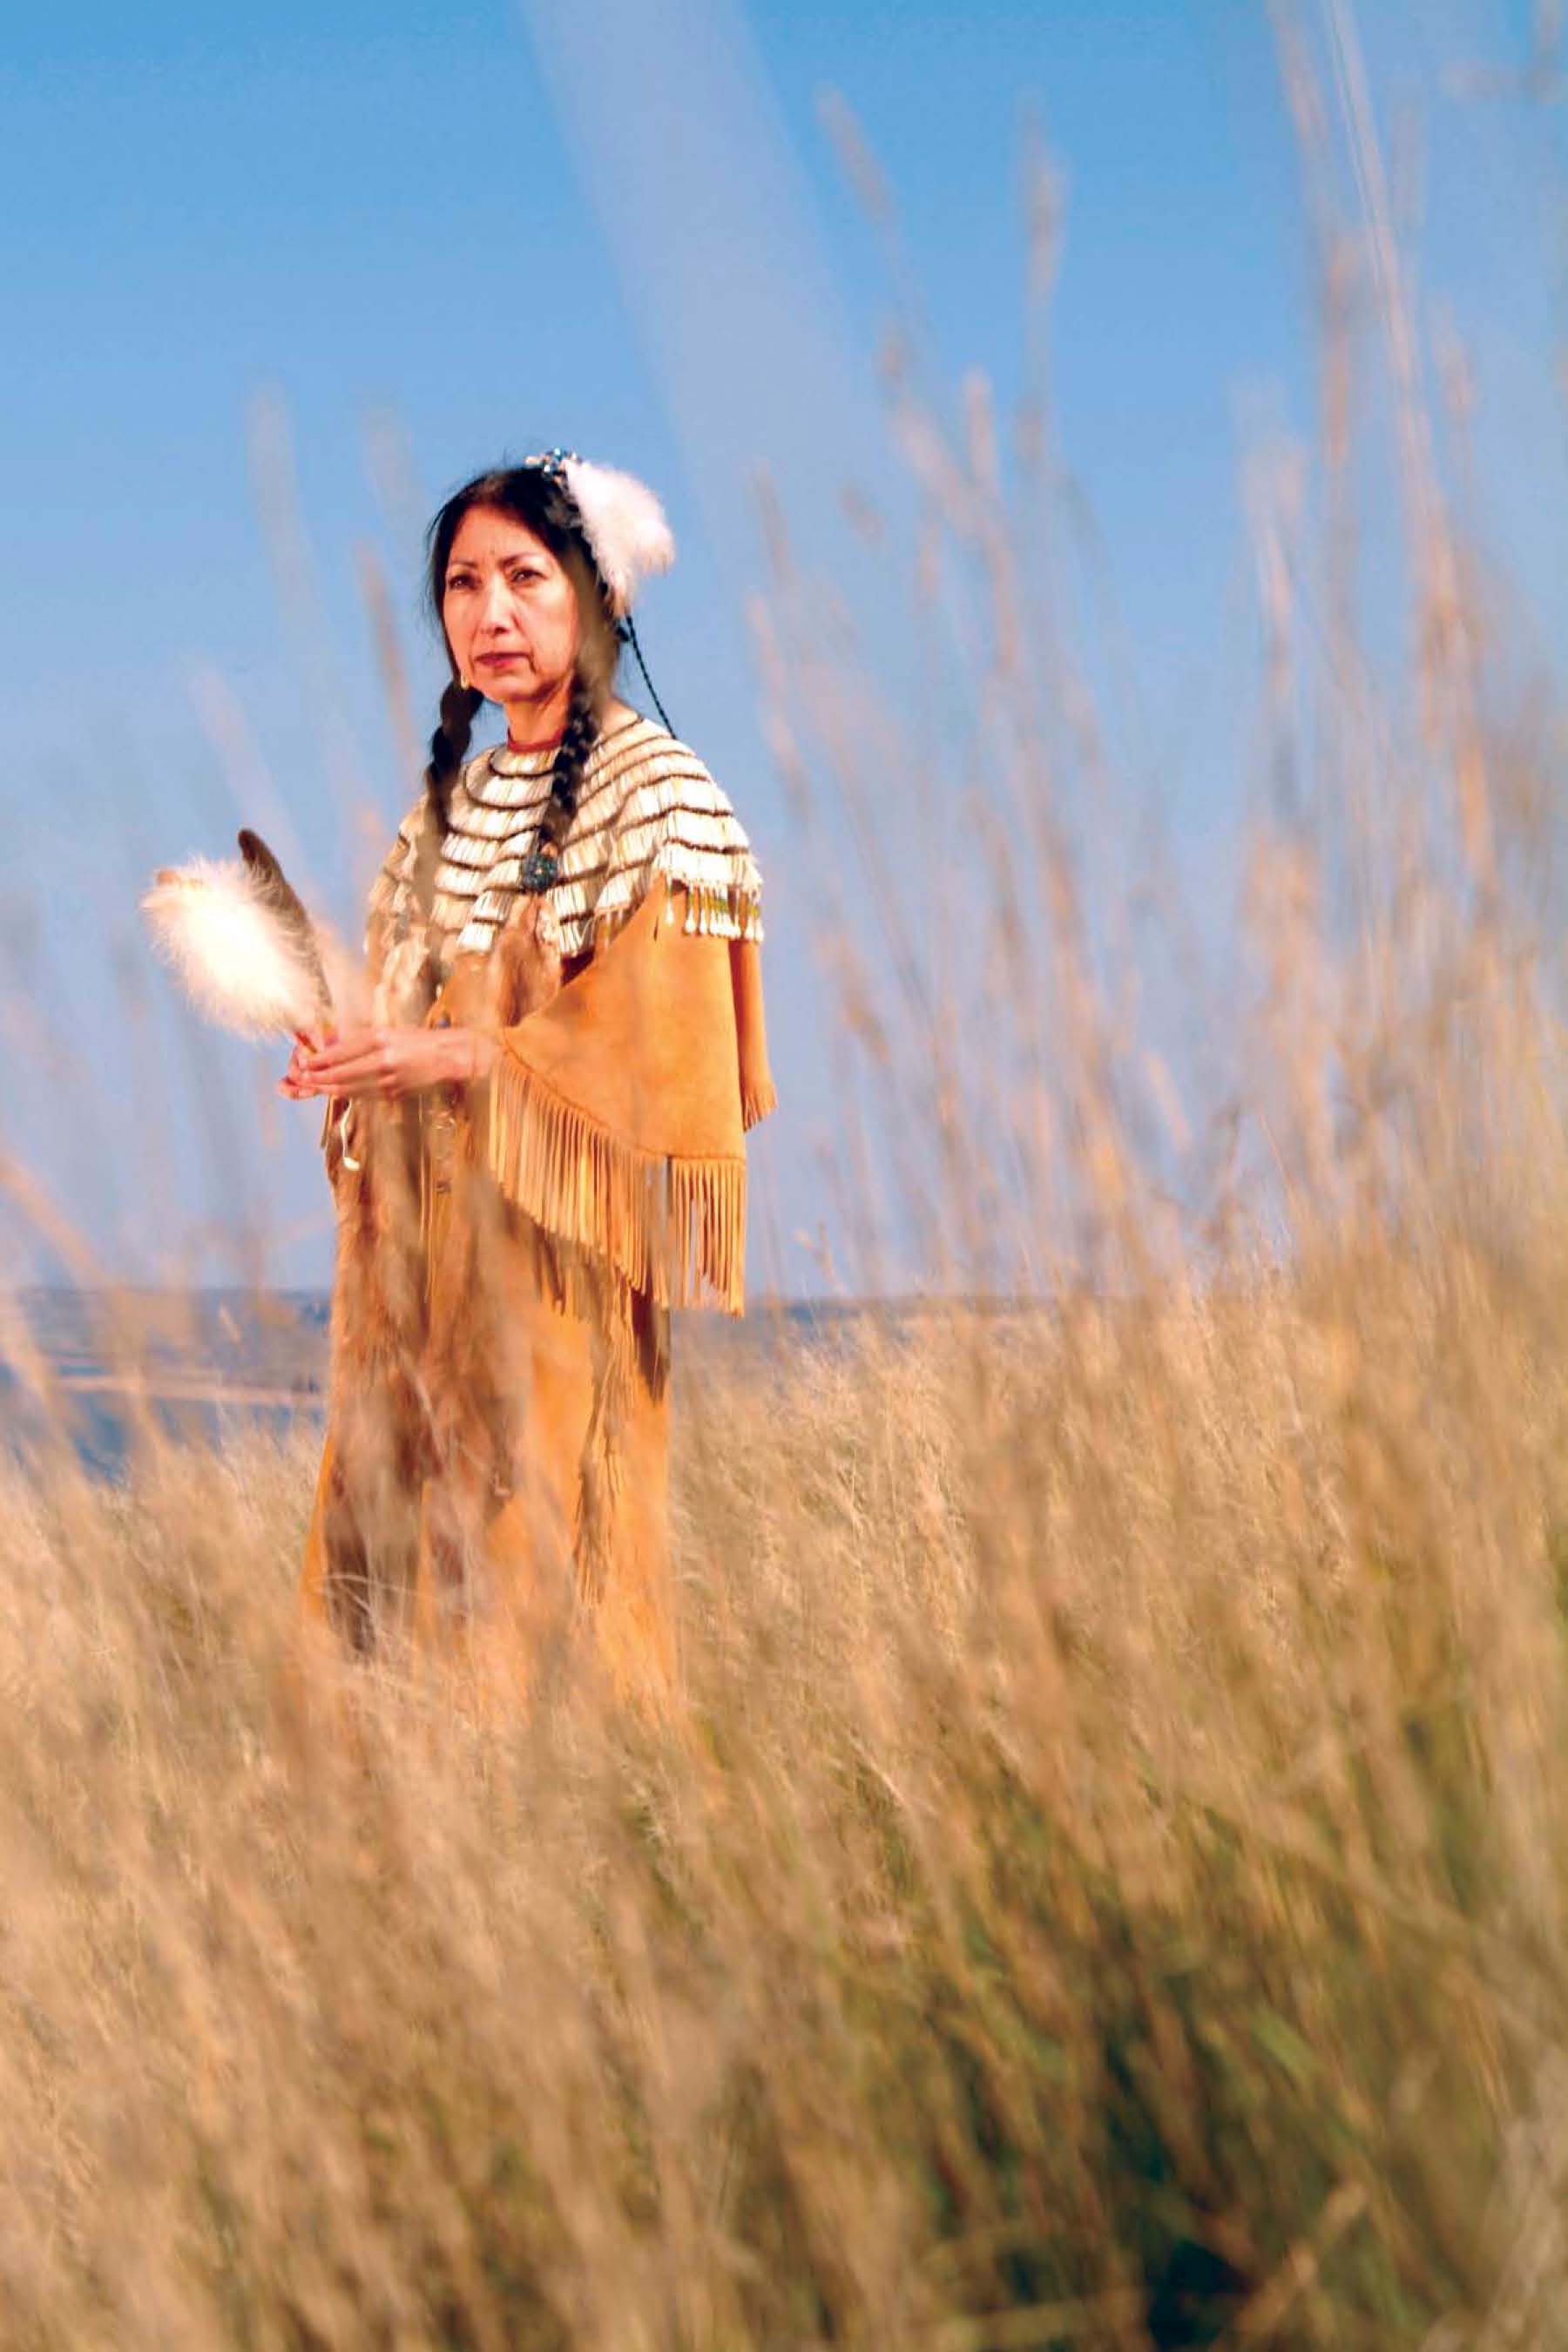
[2,1227,1566,2344]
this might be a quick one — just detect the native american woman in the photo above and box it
[287,455,774,1703]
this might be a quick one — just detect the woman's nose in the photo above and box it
[476,573,513,629]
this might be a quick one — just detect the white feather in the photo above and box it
[141,858,327,1038]
[562,458,675,615]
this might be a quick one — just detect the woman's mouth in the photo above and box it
[476,649,526,668]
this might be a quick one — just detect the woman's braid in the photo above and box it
[416,679,483,913]
[426,679,483,833]
[536,672,602,857]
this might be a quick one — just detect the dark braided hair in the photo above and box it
[537,669,602,855]
[419,463,621,909]
[426,678,484,835]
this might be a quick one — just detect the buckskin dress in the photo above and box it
[298,711,775,1705]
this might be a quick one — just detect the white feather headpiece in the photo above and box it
[141,833,358,1039]
[527,448,675,616]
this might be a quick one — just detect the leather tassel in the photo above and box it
[486,1052,747,1314]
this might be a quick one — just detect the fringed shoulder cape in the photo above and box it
[299,713,776,1703]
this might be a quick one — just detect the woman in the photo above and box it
[284,449,775,1705]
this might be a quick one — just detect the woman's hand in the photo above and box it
[277,1031,322,1099]
[279,1024,497,1100]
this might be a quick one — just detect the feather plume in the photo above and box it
[237,829,333,1017]
[562,457,675,615]
[141,838,340,1038]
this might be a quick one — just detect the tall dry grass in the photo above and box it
[3,1247,1567,2346]
[6,3,1568,2343]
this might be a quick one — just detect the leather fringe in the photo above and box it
[741,1074,777,1132]
[487,1053,747,1314]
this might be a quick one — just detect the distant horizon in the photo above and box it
[9,1281,1060,1315]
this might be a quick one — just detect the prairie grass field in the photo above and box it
[6,7,1568,2345]
[3,1217,1568,2346]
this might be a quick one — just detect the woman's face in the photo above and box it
[441,504,581,712]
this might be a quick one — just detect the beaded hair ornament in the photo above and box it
[524,447,675,618]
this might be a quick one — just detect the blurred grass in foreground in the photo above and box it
[3,1246,1568,2346]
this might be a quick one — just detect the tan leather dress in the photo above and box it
[299,733,774,1711]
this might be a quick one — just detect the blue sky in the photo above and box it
[3,0,1562,1291]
